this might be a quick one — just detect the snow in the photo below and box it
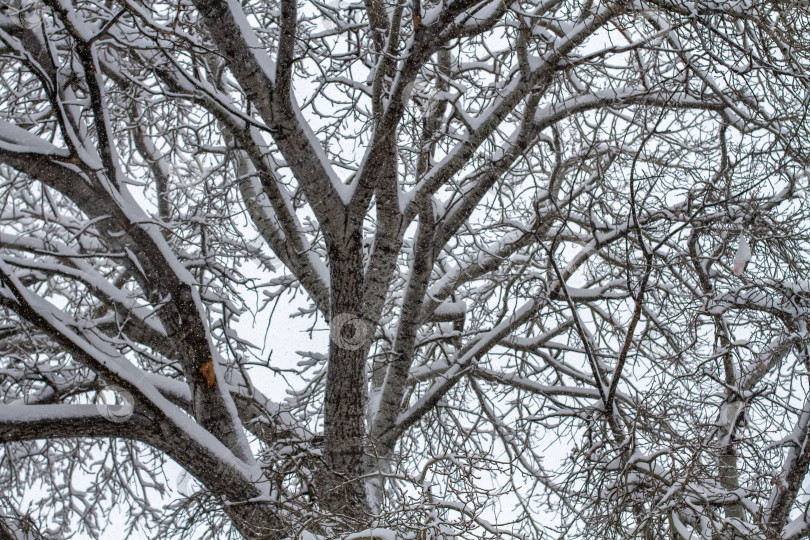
[458,0,502,28]
[225,0,276,83]
[733,234,751,275]
[2,0,808,537]
[0,119,70,157]
[0,259,267,490]
[344,529,400,540]
[784,517,810,539]
[670,513,698,539]
[290,98,353,205]
[432,300,466,318]
[718,400,744,432]
[421,1,444,26]
[0,403,103,423]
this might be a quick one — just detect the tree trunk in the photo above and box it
[718,401,746,525]
[323,237,370,521]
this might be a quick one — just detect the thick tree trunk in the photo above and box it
[718,445,746,523]
[718,400,746,525]
[323,238,370,520]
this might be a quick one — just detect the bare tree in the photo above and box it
[0,0,809,537]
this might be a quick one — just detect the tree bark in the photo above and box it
[323,234,370,520]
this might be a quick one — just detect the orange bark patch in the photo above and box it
[200,360,216,388]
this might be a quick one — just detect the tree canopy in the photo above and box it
[1,0,810,537]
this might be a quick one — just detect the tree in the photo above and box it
[0,0,809,536]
